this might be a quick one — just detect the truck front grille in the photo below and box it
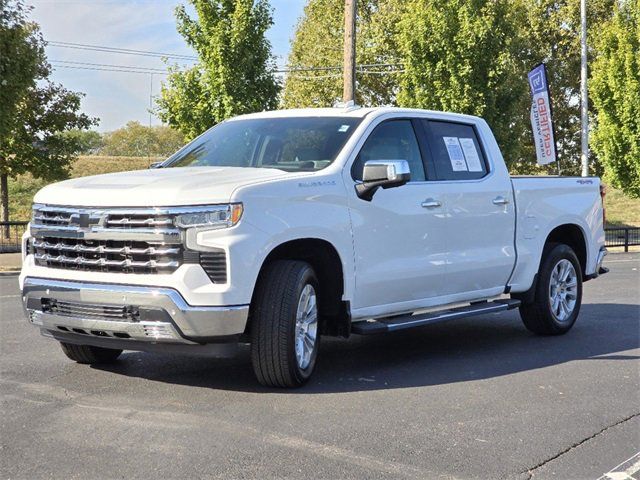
[33,238,182,274]
[30,204,228,281]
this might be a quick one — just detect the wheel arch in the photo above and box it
[544,223,588,277]
[512,223,588,304]
[248,238,351,337]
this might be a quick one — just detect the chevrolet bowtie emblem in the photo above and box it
[70,212,93,228]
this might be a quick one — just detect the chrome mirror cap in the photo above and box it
[356,159,411,201]
[362,159,410,182]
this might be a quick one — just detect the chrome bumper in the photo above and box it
[585,247,609,281]
[22,277,249,345]
[595,246,609,276]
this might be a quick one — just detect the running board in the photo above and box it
[351,299,521,335]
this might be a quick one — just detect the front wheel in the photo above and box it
[59,342,122,364]
[519,243,583,335]
[250,260,320,388]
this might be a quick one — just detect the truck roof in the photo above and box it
[230,106,483,123]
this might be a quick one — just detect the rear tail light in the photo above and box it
[600,183,607,226]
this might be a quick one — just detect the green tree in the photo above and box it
[516,0,616,174]
[61,129,104,154]
[0,1,95,230]
[283,0,618,174]
[157,0,280,140]
[590,0,639,197]
[101,121,185,157]
[0,0,45,142]
[282,0,403,108]
[397,0,527,165]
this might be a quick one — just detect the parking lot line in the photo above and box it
[599,451,640,480]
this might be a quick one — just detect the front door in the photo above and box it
[346,119,449,318]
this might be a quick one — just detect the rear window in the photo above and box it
[422,120,488,181]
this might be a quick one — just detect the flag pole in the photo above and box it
[580,0,589,177]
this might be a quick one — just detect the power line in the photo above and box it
[285,63,403,73]
[50,58,404,76]
[47,41,198,61]
[46,40,404,74]
[51,63,404,77]
[51,60,169,73]
[51,64,170,75]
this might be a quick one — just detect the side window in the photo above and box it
[422,120,488,181]
[352,120,426,182]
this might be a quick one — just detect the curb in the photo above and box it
[0,270,20,277]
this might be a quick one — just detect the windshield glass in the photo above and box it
[164,116,363,172]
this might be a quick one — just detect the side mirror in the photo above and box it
[355,160,411,201]
[149,161,163,169]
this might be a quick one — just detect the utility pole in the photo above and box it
[343,0,356,103]
[580,0,589,177]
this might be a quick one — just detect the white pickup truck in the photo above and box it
[20,106,608,387]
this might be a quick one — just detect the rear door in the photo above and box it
[419,119,516,297]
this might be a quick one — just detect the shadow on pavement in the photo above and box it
[92,302,640,394]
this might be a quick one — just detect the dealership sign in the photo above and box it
[528,64,557,165]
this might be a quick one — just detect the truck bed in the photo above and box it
[508,176,605,292]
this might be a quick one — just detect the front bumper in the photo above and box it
[22,277,249,345]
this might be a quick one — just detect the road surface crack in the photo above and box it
[522,412,640,479]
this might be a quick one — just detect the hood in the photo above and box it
[33,166,289,207]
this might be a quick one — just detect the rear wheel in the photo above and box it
[519,243,583,335]
[250,260,320,388]
[59,342,122,364]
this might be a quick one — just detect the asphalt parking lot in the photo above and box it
[1,253,638,480]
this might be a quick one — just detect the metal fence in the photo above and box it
[0,221,28,253]
[0,222,28,253]
[0,221,638,253]
[605,226,640,252]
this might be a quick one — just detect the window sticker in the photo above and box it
[338,125,350,133]
[442,137,468,171]
[459,138,483,172]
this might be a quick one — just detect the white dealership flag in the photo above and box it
[528,63,558,165]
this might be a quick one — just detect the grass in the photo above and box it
[7,156,640,227]
[603,187,640,227]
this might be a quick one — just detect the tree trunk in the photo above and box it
[1,173,9,239]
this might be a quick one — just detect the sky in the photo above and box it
[29,0,306,131]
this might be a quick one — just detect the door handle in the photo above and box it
[492,196,510,206]
[421,198,442,208]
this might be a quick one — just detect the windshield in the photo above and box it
[164,116,363,172]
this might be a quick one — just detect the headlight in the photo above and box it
[174,204,243,229]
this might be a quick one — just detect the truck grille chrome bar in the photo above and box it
[34,252,181,270]
[105,217,174,227]
[32,239,180,256]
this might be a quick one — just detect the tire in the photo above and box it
[59,342,122,364]
[250,260,321,388]
[519,243,583,335]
